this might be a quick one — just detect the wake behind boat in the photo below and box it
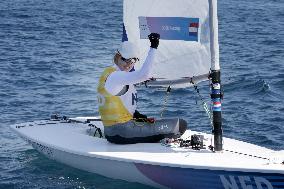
[10,0,284,188]
[10,116,284,189]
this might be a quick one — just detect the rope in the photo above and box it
[160,138,271,161]
[191,81,213,129]
[191,80,215,149]
[160,86,171,118]
[88,124,103,138]
[223,149,270,160]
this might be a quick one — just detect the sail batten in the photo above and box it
[124,0,218,88]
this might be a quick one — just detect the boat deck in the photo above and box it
[10,118,284,173]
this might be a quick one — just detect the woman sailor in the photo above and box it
[97,33,187,144]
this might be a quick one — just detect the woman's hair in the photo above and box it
[113,53,121,65]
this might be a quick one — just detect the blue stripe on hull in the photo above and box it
[135,163,284,189]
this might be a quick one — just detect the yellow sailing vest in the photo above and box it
[97,67,133,126]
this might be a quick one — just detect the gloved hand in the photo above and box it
[148,33,160,49]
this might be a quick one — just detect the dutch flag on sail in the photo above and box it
[189,22,199,37]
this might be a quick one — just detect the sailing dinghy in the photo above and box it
[10,0,284,188]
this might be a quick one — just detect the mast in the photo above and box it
[209,0,223,151]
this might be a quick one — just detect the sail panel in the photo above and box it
[124,0,214,87]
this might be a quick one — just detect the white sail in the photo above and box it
[123,0,219,87]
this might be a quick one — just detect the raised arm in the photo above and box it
[105,33,160,95]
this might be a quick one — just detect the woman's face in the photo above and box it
[117,57,134,72]
[114,53,137,72]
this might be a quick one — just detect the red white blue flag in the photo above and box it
[189,22,199,36]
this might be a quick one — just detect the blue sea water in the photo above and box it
[0,0,283,188]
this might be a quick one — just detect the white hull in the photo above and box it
[41,144,164,188]
[10,117,284,189]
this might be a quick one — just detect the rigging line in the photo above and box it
[223,149,270,161]
[191,79,213,129]
[160,85,171,118]
[191,78,214,149]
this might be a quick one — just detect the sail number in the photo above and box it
[220,175,273,189]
